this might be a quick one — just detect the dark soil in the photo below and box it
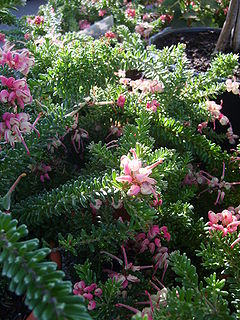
[154,30,240,78]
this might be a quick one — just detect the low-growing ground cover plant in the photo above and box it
[0,3,240,319]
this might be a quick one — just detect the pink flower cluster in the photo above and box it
[105,31,116,39]
[206,100,229,128]
[116,149,163,203]
[0,76,32,109]
[99,9,107,17]
[73,281,102,310]
[198,100,239,145]
[159,14,173,24]
[146,99,160,113]
[27,16,44,25]
[0,112,40,154]
[0,33,5,43]
[136,225,170,278]
[39,163,52,182]
[120,78,164,94]
[208,207,240,238]
[0,44,34,75]
[126,8,136,18]
[117,95,126,108]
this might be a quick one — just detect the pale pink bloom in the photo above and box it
[99,9,107,17]
[127,184,141,196]
[219,114,229,126]
[208,208,240,236]
[117,149,163,201]
[226,78,239,95]
[105,31,116,39]
[223,6,228,15]
[117,95,126,108]
[130,79,164,94]
[79,20,91,30]
[206,100,222,119]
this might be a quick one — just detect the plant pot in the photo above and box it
[49,241,62,269]
[149,26,221,46]
[149,27,222,74]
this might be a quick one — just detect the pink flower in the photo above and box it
[159,14,173,24]
[148,225,160,240]
[33,16,44,25]
[99,9,107,17]
[73,280,101,310]
[0,89,9,103]
[0,33,5,43]
[127,184,141,196]
[24,33,31,41]
[208,209,240,236]
[126,8,136,18]
[117,149,163,201]
[0,44,34,75]
[197,121,208,134]
[117,95,126,108]
[146,100,160,113]
[79,20,91,30]
[105,31,116,39]
[88,300,96,310]
[226,78,239,95]
[0,112,40,154]
[94,288,102,297]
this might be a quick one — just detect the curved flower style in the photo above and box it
[102,245,152,289]
[116,149,163,203]
[0,112,40,154]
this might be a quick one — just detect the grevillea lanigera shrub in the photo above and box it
[0,15,240,320]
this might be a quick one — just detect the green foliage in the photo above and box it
[0,211,91,320]
[0,0,26,25]
[154,251,233,319]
